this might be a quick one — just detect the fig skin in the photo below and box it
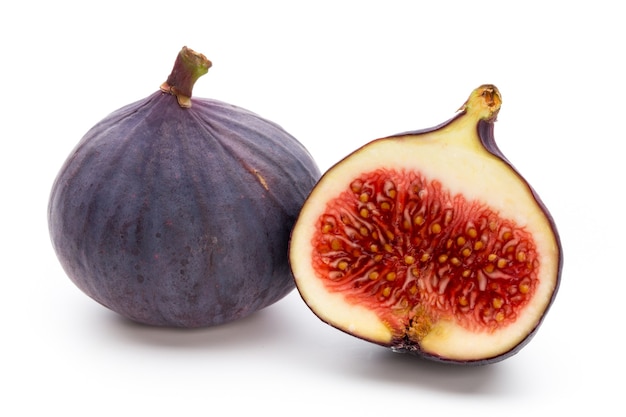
[48,47,321,328]
[289,85,562,365]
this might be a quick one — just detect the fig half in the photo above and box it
[289,85,561,364]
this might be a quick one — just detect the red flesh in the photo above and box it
[312,168,539,339]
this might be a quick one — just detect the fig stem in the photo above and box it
[458,84,502,122]
[160,46,212,108]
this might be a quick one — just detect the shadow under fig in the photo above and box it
[89,295,518,397]
[98,302,291,351]
[339,346,515,396]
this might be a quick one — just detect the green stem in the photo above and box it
[458,84,502,122]
[160,46,212,108]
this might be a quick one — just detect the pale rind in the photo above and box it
[289,120,559,361]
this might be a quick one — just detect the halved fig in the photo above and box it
[289,85,561,364]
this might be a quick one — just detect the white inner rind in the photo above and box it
[289,120,560,361]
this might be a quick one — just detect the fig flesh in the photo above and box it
[49,47,321,327]
[289,85,561,364]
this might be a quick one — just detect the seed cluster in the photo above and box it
[312,168,539,335]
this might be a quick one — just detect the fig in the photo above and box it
[48,47,321,328]
[289,85,561,364]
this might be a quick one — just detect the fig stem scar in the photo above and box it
[458,84,502,122]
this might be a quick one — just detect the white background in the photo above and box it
[2,1,623,415]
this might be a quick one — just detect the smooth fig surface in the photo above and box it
[49,47,321,327]
[289,85,561,364]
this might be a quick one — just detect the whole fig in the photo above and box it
[49,47,321,327]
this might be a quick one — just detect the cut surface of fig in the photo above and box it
[289,85,561,364]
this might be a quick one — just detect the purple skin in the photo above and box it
[49,92,320,328]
